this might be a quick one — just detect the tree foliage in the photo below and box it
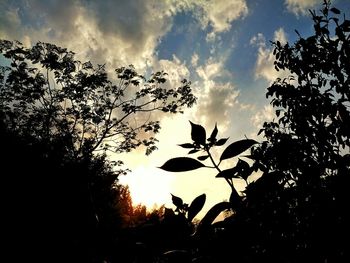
[244,2,350,261]
[0,40,196,157]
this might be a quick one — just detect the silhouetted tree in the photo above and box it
[246,1,350,262]
[0,40,195,157]
[0,40,195,262]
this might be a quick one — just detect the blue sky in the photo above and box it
[1,0,349,215]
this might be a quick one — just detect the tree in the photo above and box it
[0,40,196,158]
[246,1,350,261]
[0,40,196,262]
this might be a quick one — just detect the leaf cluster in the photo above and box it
[160,121,258,228]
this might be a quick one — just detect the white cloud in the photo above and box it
[0,0,249,70]
[251,28,290,83]
[191,52,199,67]
[197,0,248,33]
[251,104,275,130]
[206,31,217,43]
[193,57,240,130]
[0,0,175,71]
[274,27,287,45]
[249,33,266,47]
[169,0,248,40]
[155,55,190,88]
[196,81,240,129]
[196,58,229,83]
[285,0,318,16]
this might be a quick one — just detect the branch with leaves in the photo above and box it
[159,121,258,228]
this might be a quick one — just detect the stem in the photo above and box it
[205,147,234,190]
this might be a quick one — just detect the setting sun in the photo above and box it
[119,166,173,209]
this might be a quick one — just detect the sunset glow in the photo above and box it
[119,166,173,209]
[2,0,349,217]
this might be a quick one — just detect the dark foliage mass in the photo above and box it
[1,1,349,262]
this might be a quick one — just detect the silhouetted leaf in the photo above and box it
[198,155,209,161]
[208,123,218,142]
[188,194,206,221]
[330,7,340,14]
[257,129,264,136]
[235,158,251,180]
[159,157,205,172]
[196,202,231,233]
[215,138,229,146]
[178,143,194,149]
[171,194,183,208]
[220,139,258,161]
[188,149,199,154]
[229,190,241,210]
[190,121,206,145]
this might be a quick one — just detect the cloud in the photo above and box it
[273,27,287,45]
[191,52,199,67]
[249,33,266,47]
[251,104,275,130]
[0,0,249,71]
[196,81,240,129]
[193,57,240,130]
[154,55,190,88]
[169,0,248,40]
[0,0,175,70]
[284,0,318,16]
[196,61,222,82]
[251,28,289,83]
[198,0,248,33]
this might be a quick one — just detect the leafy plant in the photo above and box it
[170,193,206,222]
[160,121,258,227]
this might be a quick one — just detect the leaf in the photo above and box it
[190,121,206,145]
[235,159,251,181]
[208,123,218,142]
[215,138,229,146]
[188,194,206,221]
[220,139,258,161]
[215,168,239,179]
[197,155,209,161]
[188,149,199,154]
[196,202,231,234]
[330,7,340,14]
[159,157,205,172]
[229,190,241,210]
[178,143,194,149]
[171,194,183,208]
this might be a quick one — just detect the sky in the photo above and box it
[1,0,350,217]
